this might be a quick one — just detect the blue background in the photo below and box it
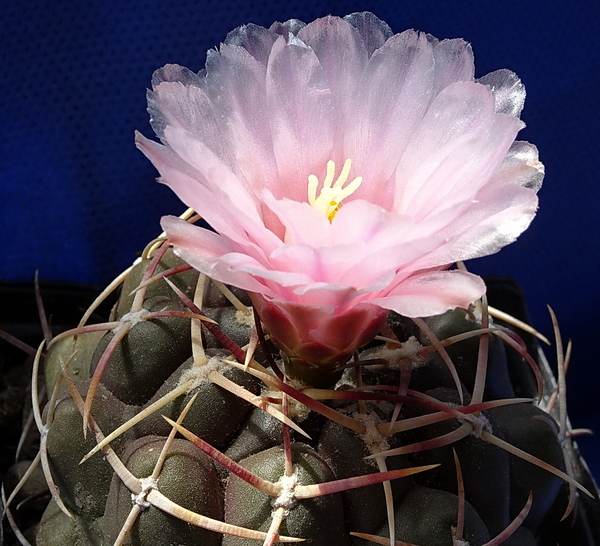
[2,1,599,480]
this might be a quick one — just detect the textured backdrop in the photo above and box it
[2,0,599,478]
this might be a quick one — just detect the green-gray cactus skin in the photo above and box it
[30,249,589,546]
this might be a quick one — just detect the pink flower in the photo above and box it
[136,13,543,380]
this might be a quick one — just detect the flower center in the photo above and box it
[307,159,363,221]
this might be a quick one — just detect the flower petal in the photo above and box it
[422,183,539,264]
[343,12,393,55]
[344,30,436,203]
[491,140,544,192]
[161,216,277,296]
[430,36,474,93]
[265,34,336,203]
[262,190,332,246]
[297,16,368,144]
[161,125,259,215]
[393,81,524,219]
[372,269,486,317]
[478,69,526,117]
[223,23,279,66]
[203,44,280,189]
[150,50,280,193]
[136,132,282,258]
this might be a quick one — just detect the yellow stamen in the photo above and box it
[307,159,363,221]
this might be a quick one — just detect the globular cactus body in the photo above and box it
[25,248,589,546]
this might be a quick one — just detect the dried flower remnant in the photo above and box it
[136,12,543,383]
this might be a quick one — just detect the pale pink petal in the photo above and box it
[265,35,336,203]
[136,132,282,257]
[288,281,378,308]
[137,128,253,221]
[203,44,279,189]
[372,269,486,317]
[329,199,410,245]
[478,69,526,117]
[335,238,443,289]
[164,216,384,303]
[385,184,538,272]
[343,33,474,207]
[343,12,392,55]
[344,30,436,204]
[136,132,246,238]
[393,82,524,218]
[421,184,539,264]
[327,202,449,287]
[162,125,259,213]
[148,64,212,139]
[161,216,277,296]
[263,197,444,284]
[262,198,444,290]
[150,53,279,192]
[148,67,233,167]
[430,37,474,93]
[266,241,362,288]
[161,215,231,259]
[223,23,279,65]
[266,245,384,299]
[490,140,544,192]
[269,19,306,39]
[330,200,428,250]
[284,281,361,308]
[297,16,368,148]
[262,190,332,246]
[221,254,316,290]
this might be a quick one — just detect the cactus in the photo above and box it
[3,11,599,546]
[0,244,591,546]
